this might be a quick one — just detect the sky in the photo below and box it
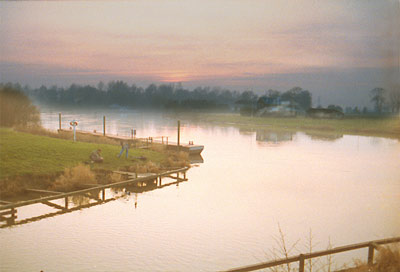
[1,0,399,107]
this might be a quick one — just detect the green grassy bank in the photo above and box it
[0,128,172,196]
[0,128,165,179]
[187,113,400,139]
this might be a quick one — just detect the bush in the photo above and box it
[52,164,96,192]
[346,245,400,272]
[0,86,40,127]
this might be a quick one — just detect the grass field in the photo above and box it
[0,127,165,179]
[187,113,400,139]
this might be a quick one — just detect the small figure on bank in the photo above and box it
[90,149,103,163]
[118,140,130,159]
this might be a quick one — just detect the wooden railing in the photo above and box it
[0,167,188,211]
[223,237,400,272]
[0,167,189,228]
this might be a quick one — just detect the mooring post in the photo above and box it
[103,116,106,136]
[299,254,305,272]
[59,113,62,131]
[368,243,375,266]
[177,120,181,150]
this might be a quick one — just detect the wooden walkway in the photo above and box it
[59,129,204,154]
[0,167,189,228]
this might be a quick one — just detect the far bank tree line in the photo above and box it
[1,81,399,115]
[2,81,312,111]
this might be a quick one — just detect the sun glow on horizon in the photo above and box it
[1,0,398,96]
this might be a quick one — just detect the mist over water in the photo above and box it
[1,107,399,271]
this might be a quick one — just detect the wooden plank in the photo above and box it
[83,193,101,201]
[164,175,187,182]
[42,200,65,210]
[0,167,189,211]
[158,179,188,189]
[0,200,12,204]
[113,171,137,176]
[305,237,400,259]
[224,256,300,272]
[82,184,100,188]
[26,188,63,195]
[0,209,16,216]
[1,198,115,229]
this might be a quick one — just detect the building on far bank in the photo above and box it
[306,108,344,119]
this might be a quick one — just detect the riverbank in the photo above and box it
[0,128,187,197]
[181,113,400,139]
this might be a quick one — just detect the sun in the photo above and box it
[160,72,190,83]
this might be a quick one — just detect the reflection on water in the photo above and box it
[189,154,204,164]
[1,107,399,272]
[305,131,343,141]
[1,172,189,229]
[256,129,293,143]
[255,129,343,144]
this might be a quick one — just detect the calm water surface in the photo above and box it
[1,108,399,271]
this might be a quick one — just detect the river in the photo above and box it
[1,107,399,271]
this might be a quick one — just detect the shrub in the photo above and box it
[164,151,190,168]
[346,245,400,272]
[0,86,40,127]
[374,245,400,272]
[52,164,96,192]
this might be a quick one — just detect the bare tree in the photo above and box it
[370,87,386,113]
[389,85,400,113]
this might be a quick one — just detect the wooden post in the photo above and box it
[102,189,105,201]
[131,129,133,139]
[162,136,164,144]
[183,171,186,179]
[103,116,106,136]
[9,208,16,224]
[166,137,168,146]
[64,197,68,209]
[368,244,375,266]
[299,254,305,272]
[59,113,62,131]
[177,120,180,149]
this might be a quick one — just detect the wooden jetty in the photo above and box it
[165,141,204,154]
[59,128,204,155]
[57,115,204,154]
[0,167,189,228]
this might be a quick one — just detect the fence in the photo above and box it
[58,113,180,145]
[223,237,400,272]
